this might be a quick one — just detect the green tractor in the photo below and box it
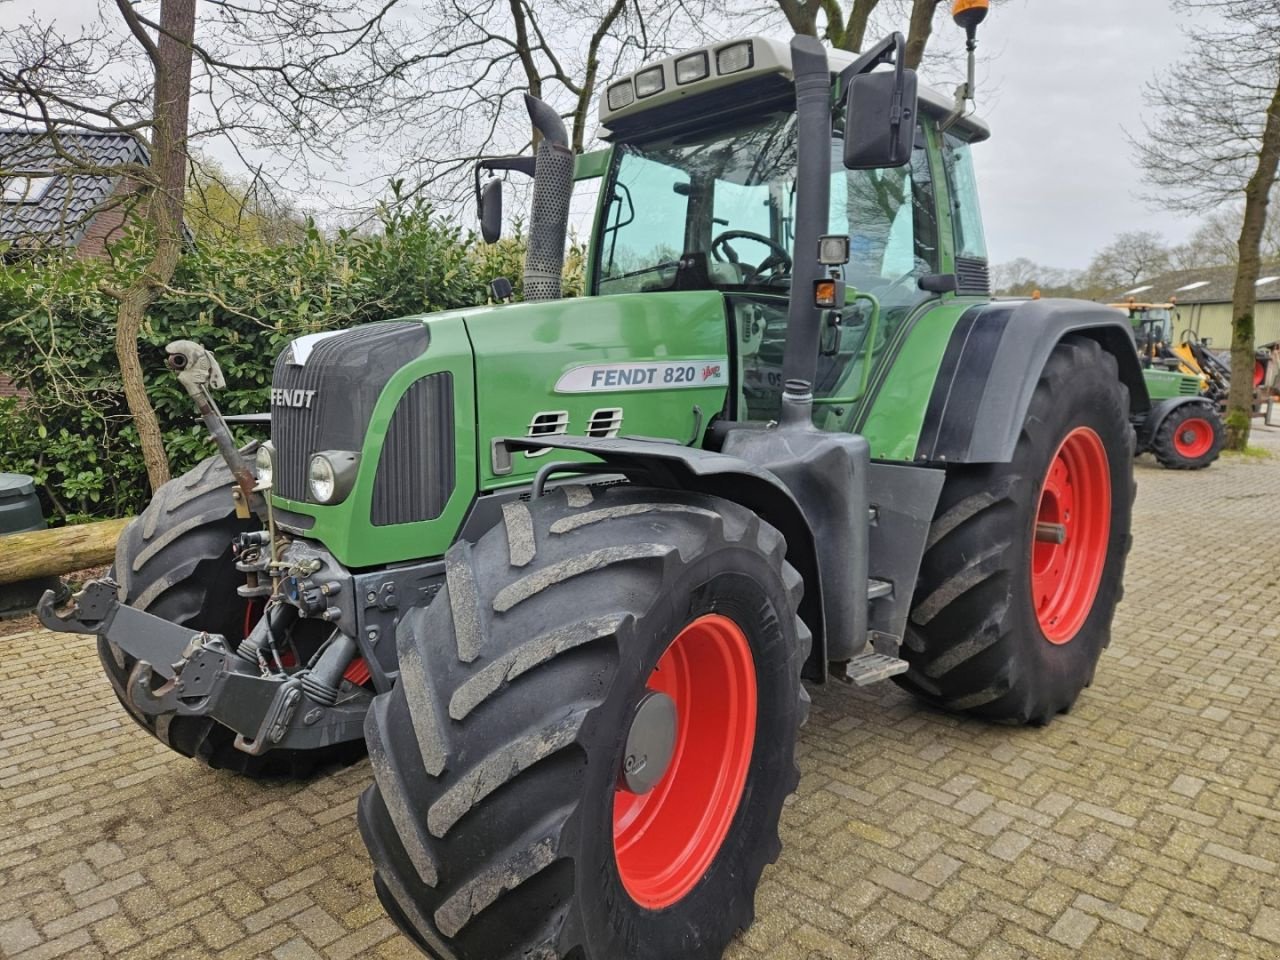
[1110,300,1225,469]
[41,5,1147,959]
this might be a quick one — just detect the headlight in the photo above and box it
[634,66,665,98]
[716,41,753,75]
[308,451,359,504]
[675,52,709,85]
[255,442,274,487]
[607,81,634,111]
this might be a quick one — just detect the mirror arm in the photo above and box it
[835,31,906,107]
[472,155,538,219]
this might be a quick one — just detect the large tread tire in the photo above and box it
[895,336,1134,724]
[358,485,809,960]
[99,453,365,777]
[1151,404,1224,470]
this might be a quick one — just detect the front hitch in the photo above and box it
[38,579,368,754]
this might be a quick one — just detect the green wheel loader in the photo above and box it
[41,6,1148,958]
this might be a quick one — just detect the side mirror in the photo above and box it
[480,178,503,244]
[843,68,918,170]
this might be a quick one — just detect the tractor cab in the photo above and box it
[1109,300,1183,370]
[585,38,992,428]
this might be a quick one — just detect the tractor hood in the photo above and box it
[267,290,731,568]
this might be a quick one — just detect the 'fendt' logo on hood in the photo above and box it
[271,388,317,409]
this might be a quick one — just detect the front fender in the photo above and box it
[502,435,828,680]
[1136,396,1217,451]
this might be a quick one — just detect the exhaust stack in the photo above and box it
[522,94,574,301]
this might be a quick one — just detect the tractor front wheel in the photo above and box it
[357,485,808,960]
[896,336,1134,723]
[1151,403,1224,470]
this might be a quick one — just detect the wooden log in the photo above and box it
[0,517,133,584]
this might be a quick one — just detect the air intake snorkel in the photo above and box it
[779,36,832,399]
[522,94,574,301]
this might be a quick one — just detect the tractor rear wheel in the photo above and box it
[1151,404,1224,470]
[895,336,1134,723]
[101,453,365,777]
[358,485,808,960]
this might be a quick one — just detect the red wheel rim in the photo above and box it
[1172,417,1215,459]
[1032,427,1111,645]
[612,614,757,909]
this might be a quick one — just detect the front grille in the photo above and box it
[371,373,455,525]
[1179,378,1201,396]
[955,256,991,296]
[271,322,429,502]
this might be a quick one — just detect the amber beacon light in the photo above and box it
[952,0,990,38]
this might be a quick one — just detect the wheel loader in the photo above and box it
[40,3,1148,957]
[1109,300,1225,469]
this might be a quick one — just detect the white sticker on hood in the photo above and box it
[288,330,344,365]
[555,359,729,393]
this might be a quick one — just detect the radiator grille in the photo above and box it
[371,373,455,525]
[271,322,428,502]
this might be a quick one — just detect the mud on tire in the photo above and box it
[358,484,809,960]
[895,336,1135,724]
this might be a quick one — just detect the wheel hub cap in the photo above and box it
[620,690,678,795]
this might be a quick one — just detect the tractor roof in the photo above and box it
[598,36,991,144]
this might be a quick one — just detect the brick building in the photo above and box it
[1,130,152,400]
[0,129,147,259]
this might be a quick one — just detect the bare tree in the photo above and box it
[765,0,979,67]
[1170,195,1280,269]
[1084,230,1173,291]
[991,257,1087,298]
[1134,0,1280,449]
[0,1,439,490]
[395,0,710,205]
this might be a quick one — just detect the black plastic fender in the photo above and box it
[914,299,1151,464]
[1135,395,1217,452]
[502,435,829,680]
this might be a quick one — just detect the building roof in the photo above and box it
[1104,261,1280,306]
[0,129,147,249]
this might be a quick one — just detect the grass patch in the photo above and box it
[1222,444,1273,460]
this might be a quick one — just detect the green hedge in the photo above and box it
[0,202,579,523]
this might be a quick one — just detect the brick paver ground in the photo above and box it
[3,427,1279,960]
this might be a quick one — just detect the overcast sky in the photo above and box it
[969,0,1200,269]
[1,0,1206,271]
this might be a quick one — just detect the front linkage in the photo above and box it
[37,341,427,763]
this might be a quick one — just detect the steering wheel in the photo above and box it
[710,230,793,281]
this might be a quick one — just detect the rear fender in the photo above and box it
[915,299,1151,464]
[502,435,828,680]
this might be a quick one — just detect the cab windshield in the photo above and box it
[594,106,937,308]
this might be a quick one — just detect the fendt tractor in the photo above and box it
[1110,300,1225,469]
[41,4,1147,958]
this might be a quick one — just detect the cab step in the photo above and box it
[840,651,910,686]
[867,578,893,600]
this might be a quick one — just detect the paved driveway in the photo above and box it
[2,427,1279,960]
